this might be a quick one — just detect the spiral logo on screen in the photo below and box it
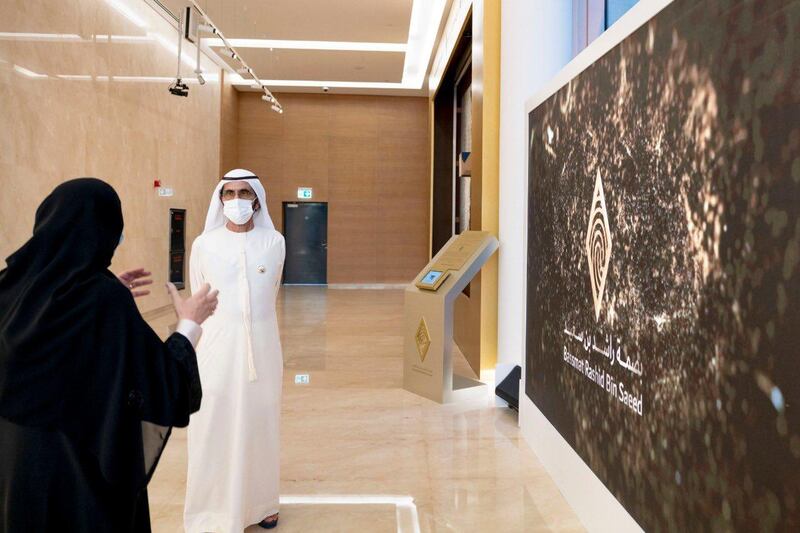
[585,170,613,321]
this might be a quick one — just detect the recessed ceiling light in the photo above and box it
[231,78,418,90]
[204,38,406,52]
[401,0,447,88]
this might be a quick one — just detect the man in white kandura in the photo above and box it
[184,168,285,532]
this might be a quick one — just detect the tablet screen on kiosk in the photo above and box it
[416,269,449,291]
[421,270,443,285]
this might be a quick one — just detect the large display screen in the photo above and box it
[525,0,799,530]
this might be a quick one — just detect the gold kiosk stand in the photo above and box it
[403,231,499,403]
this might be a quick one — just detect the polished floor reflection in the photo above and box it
[149,288,583,532]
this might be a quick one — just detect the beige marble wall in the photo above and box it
[218,70,239,175]
[0,0,222,314]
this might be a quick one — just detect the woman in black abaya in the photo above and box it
[0,178,218,532]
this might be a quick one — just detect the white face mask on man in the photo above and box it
[223,198,255,225]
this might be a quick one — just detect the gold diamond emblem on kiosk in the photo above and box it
[415,318,431,362]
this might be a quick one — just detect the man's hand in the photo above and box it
[117,268,154,298]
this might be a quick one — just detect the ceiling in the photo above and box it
[214,49,406,84]
[158,0,450,96]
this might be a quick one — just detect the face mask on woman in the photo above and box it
[223,199,255,225]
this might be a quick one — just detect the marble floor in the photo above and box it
[149,287,583,533]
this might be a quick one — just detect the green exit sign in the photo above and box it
[297,187,313,199]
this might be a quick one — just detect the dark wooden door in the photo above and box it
[282,202,328,284]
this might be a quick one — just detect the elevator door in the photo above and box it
[283,202,328,284]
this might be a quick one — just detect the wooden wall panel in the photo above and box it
[328,135,378,283]
[431,0,501,374]
[237,92,429,284]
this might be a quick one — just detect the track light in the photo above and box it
[169,10,188,96]
[173,1,282,112]
[168,78,189,96]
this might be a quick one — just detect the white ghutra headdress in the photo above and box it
[203,168,275,233]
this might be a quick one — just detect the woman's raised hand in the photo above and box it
[166,282,219,325]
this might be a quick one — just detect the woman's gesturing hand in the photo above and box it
[117,268,153,298]
[166,282,219,325]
